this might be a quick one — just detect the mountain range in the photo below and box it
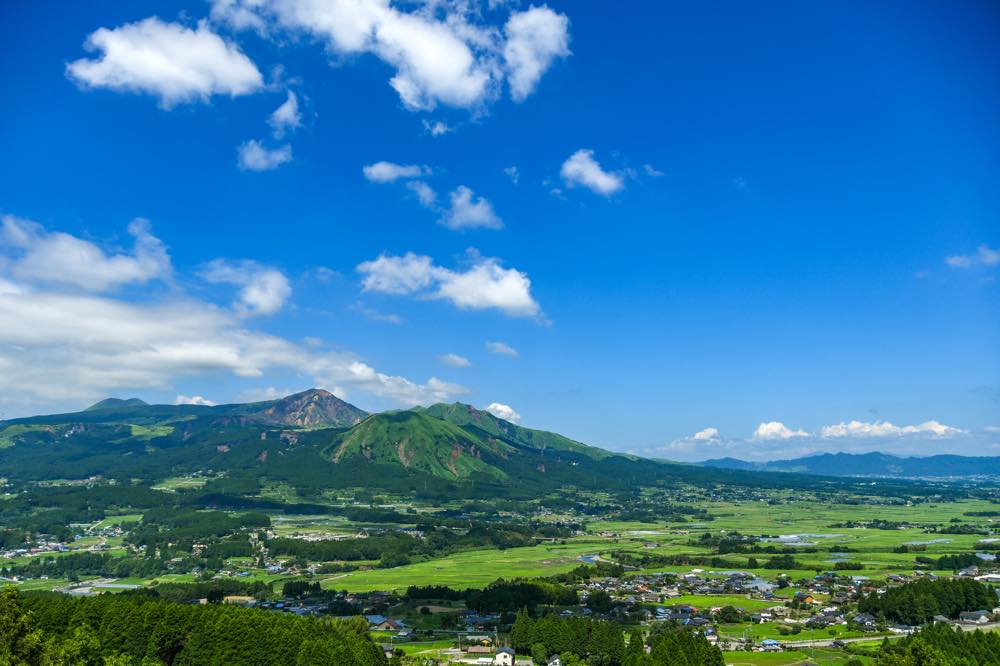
[701,451,1000,479]
[0,390,984,497]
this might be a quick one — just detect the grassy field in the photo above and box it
[723,649,873,665]
[151,476,208,491]
[322,539,608,592]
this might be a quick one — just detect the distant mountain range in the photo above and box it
[700,451,1000,479]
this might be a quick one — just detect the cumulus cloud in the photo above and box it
[503,6,570,101]
[643,164,665,177]
[485,341,518,357]
[485,402,521,423]
[439,186,503,230]
[692,427,720,441]
[560,149,624,196]
[237,140,292,171]
[200,259,292,316]
[357,252,540,317]
[945,245,1000,269]
[66,18,263,108]
[175,394,216,406]
[751,421,809,440]
[211,0,569,111]
[362,161,428,183]
[503,166,520,184]
[820,420,965,438]
[422,119,451,136]
[407,181,438,207]
[269,90,302,138]
[0,221,467,409]
[0,215,171,292]
[439,353,472,368]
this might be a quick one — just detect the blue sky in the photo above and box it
[0,0,997,460]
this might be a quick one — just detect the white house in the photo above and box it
[494,647,515,666]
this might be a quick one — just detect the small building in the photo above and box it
[495,647,515,666]
[959,610,990,624]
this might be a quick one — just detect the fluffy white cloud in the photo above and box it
[269,90,302,138]
[692,427,720,441]
[0,216,171,292]
[66,18,263,108]
[422,119,451,136]
[485,402,521,423]
[363,161,427,183]
[407,181,438,207]
[237,140,292,171]
[211,0,569,111]
[358,252,540,317]
[503,166,520,184]
[0,222,466,409]
[357,252,437,295]
[560,149,624,196]
[439,186,503,230]
[820,420,965,438]
[751,421,809,440]
[503,6,570,101]
[175,394,216,406]
[439,353,471,368]
[485,341,518,357]
[945,245,1000,269]
[201,259,292,316]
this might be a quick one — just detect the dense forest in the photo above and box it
[508,610,724,666]
[875,622,1000,665]
[858,578,996,625]
[0,587,387,666]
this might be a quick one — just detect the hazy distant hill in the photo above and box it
[701,451,1000,478]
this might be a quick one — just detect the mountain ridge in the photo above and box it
[700,451,1000,478]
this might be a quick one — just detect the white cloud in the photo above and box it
[560,149,624,196]
[175,394,216,406]
[439,353,471,368]
[485,401,521,423]
[422,119,451,136]
[0,222,467,409]
[751,421,809,441]
[212,0,569,111]
[485,341,518,357]
[503,6,570,102]
[269,90,302,138]
[358,252,540,317]
[0,215,171,292]
[201,259,292,316]
[66,18,263,108]
[213,0,495,111]
[237,140,292,171]
[439,186,503,230]
[945,245,1000,269]
[643,164,664,177]
[820,419,966,438]
[692,427,720,441]
[407,181,438,207]
[363,161,428,183]
[357,252,437,295]
[503,166,520,184]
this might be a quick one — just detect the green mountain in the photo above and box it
[702,452,1000,479]
[85,397,149,411]
[324,410,512,482]
[418,403,616,460]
